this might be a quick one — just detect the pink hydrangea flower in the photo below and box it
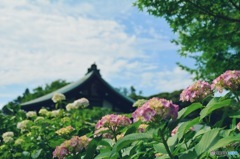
[95,114,131,138]
[70,136,79,147]
[211,70,240,93]
[171,127,178,136]
[132,98,179,122]
[53,146,69,159]
[94,127,113,139]
[53,135,91,158]
[96,114,131,130]
[142,107,156,121]
[180,81,213,102]
[59,147,69,158]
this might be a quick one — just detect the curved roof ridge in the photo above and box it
[21,71,94,106]
[21,68,135,109]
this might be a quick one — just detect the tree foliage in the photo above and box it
[116,86,145,100]
[2,80,69,114]
[134,0,240,81]
[21,80,69,103]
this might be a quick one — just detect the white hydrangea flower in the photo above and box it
[2,132,14,138]
[51,109,60,117]
[39,108,48,116]
[73,98,89,108]
[2,132,14,143]
[3,137,14,143]
[66,103,75,111]
[52,93,66,103]
[17,120,30,131]
[34,117,44,122]
[14,138,24,146]
[26,111,37,118]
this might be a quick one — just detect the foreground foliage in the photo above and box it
[0,70,240,158]
[0,105,111,158]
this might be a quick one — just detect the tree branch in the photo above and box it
[228,0,240,11]
[186,0,240,23]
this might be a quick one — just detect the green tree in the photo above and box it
[134,0,240,81]
[20,79,69,103]
[3,80,69,114]
[116,86,145,100]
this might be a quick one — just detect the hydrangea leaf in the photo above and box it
[177,103,202,120]
[31,149,42,159]
[177,117,200,140]
[208,134,240,152]
[200,98,232,120]
[110,132,153,157]
[153,143,168,154]
[195,128,221,155]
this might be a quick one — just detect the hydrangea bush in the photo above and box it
[0,96,111,158]
[0,70,240,158]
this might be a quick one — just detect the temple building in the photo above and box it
[21,64,135,113]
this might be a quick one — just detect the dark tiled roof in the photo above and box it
[21,66,134,107]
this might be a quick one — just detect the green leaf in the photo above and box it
[49,138,65,148]
[124,120,141,135]
[111,132,153,157]
[230,114,240,118]
[177,103,202,120]
[221,128,235,137]
[179,149,197,159]
[155,154,170,159]
[95,151,112,159]
[167,134,177,147]
[192,126,211,140]
[208,134,240,152]
[122,145,135,157]
[153,143,168,154]
[200,98,232,120]
[177,117,200,140]
[22,151,30,157]
[166,134,178,152]
[84,137,102,159]
[99,139,114,149]
[195,128,221,155]
[31,149,42,159]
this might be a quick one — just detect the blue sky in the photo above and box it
[0,0,195,108]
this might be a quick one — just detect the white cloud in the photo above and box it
[0,0,193,107]
[0,0,140,86]
[139,67,193,94]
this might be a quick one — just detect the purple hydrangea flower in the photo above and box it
[211,70,240,93]
[132,98,179,122]
[180,81,213,102]
[53,135,91,158]
[95,114,131,138]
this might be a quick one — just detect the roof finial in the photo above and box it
[86,63,101,76]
